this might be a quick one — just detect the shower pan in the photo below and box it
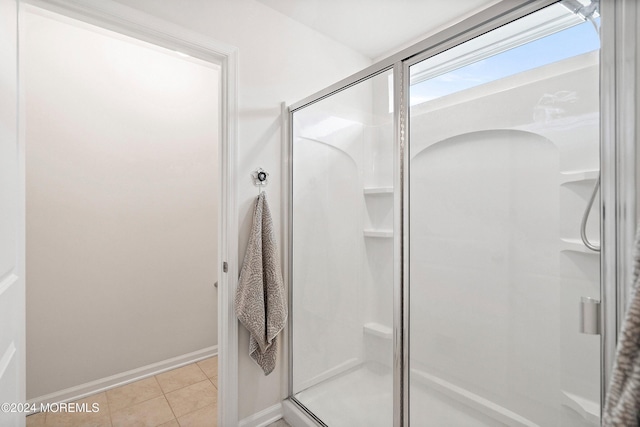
[286,0,634,426]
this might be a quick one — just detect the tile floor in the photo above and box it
[25,356,290,427]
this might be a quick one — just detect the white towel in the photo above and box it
[603,226,640,426]
[235,192,287,375]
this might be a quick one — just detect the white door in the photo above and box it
[0,0,25,426]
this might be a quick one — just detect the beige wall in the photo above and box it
[24,10,220,399]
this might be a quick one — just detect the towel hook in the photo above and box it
[251,167,269,195]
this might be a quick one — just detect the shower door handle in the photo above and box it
[579,297,600,335]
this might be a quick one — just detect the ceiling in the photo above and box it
[256,0,502,59]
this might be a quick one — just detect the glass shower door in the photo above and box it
[408,2,601,426]
[290,69,395,426]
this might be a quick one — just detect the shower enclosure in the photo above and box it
[287,1,633,426]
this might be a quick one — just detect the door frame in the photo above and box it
[18,1,240,425]
[0,0,24,425]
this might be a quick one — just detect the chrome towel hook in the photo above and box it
[251,167,269,194]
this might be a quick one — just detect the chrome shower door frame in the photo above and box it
[286,0,633,425]
[600,0,639,412]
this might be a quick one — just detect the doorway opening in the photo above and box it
[20,3,234,425]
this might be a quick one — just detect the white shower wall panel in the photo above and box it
[363,124,394,190]
[292,112,366,392]
[362,75,394,331]
[292,70,398,394]
[409,52,599,169]
[409,52,600,426]
[410,130,561,420]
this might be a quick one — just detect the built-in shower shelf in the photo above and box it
[559,169,599,184]
[364,229,393,238]
[364,186,394,195]
[560,238,599,254]
[363,322,393,339]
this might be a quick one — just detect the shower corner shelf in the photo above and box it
[363,322,393,339]
[559,169,599,185]
[364,186,394,195]
[364,229,393,238]
[560,238,600,254]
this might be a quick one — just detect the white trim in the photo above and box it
[280,101,291,402]
[22,0,237,61]
[27,346,217,412]
[219,46,240,427]
[239,403,283,427]
[16,0,28,414]
[18,2,239,425]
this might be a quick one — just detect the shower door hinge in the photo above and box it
[579,297,601,335]
[223,262,228,273]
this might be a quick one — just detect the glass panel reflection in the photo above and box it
[291,69,394,427]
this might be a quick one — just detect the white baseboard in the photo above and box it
[28,345,217,411]
[239,402,283,427]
